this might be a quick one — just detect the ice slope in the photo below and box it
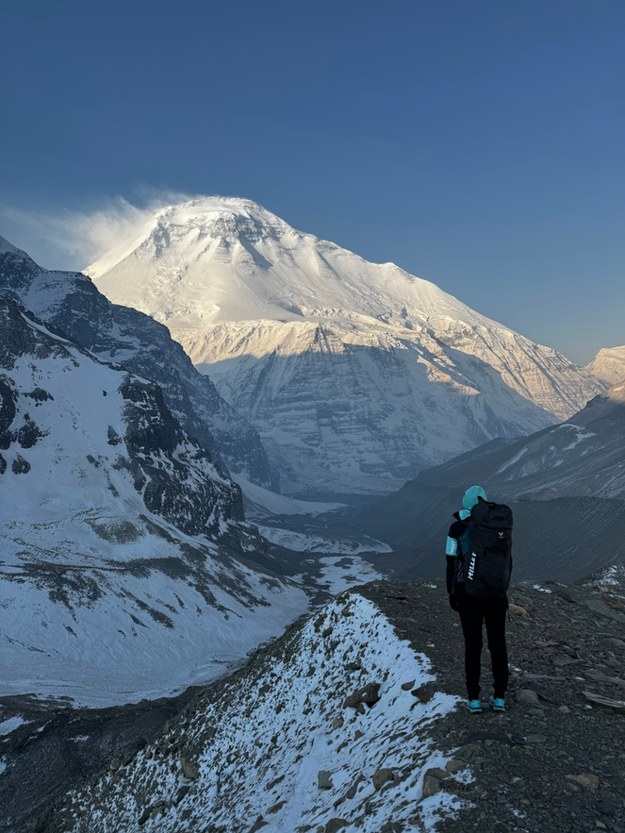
[51,593,463,833]
[0,297,307,706]
[87,197,604,497]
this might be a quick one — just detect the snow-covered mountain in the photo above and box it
[0,295,307,706]
[586,345,625,385]
[0,236,274,488]
[87,197,604,498]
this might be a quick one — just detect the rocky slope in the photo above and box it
[0,236,274,488]
[86,197,604,498]
[0,295,308,707]
[20,574,625,833]
[352,380,625,581]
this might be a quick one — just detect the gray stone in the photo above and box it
[425,767,450,781]
[566,773,599,791]
[516,689,540,706]
[422,774,442,798]
[372,768,395,790]
[180,754,199,780]
[325,819,348,833]
[445,760,465,775]
[318,771,334,790]
[525,734,547,744]
[597,797,618,815]
[343,683,381,710]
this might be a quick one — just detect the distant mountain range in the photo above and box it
[355,379,625,582]
[87,197,605,498]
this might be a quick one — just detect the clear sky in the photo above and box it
[1,0,623,363]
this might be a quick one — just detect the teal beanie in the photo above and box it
[463,485,488,511]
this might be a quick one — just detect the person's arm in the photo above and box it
[445,535,458,594]
[446,517,466,609]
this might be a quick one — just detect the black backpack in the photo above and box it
[458,498,513,600]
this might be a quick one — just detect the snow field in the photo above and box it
[59,594,464,833]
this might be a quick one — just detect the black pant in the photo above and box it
[458,590,508,700]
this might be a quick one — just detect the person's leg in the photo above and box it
[459,595,484,700]
[485,600,509,698]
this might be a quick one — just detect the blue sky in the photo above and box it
[1,0,623,363]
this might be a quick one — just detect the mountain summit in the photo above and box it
[88,197,604,498]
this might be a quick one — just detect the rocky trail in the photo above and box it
[360,578,625,833]
[2,576,625,833]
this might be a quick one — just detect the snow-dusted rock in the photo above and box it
[87,196,604,498]
[47,593,461,833]
[0,239,274,488]
[0,297,307,706]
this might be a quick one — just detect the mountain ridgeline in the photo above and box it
[355,380,625,582]
[0,240,310,707]
[86,197,605,499]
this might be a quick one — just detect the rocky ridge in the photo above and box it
[21,573,625,833]
[0,238,274,488]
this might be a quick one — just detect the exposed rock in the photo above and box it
[566,773,599,791]
[372,768,395,791]
[324,819,348,833]
[517,689,541,706]
[422,773,442,798]
[343,683,381,710]
[508,603,529,617]
[318,770,334,790]
[180,753,199,780]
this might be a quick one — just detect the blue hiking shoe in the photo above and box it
[467,699,483,714]
[489,696,506,712]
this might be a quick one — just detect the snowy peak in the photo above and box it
[86,197,294,281]
[586,345,625,386]
[86,196,605,498]
[87,195,481,332]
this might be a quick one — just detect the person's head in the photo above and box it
[463,485,487,511]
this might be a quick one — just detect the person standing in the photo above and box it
[446,485,512,714]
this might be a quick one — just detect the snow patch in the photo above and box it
[0,716,28,736]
